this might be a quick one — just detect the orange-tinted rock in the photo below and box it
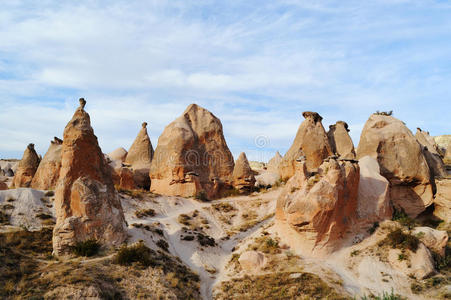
[31,137,62,190]
[12,143,41,188]
[327,121,356,159]
[0,180,7,190]
[357,114,432,217]
[232,152,255,193]
[150,104,234,199]
[125,122,154,189]
[276,157,359,256]
[279,112,332,181]
[53,99,127,256]
[434,179,451,221]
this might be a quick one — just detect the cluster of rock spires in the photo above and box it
[6,98,451,266]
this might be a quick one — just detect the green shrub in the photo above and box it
[135,208,156,218]
[177,214,191,226]
[157,239,169,252]
[368,222,379,234]
[392,208,416,229]
[71,239,101,257]
[194,190,208,202]
[385,229,419,252]
[44,191,55,197]
[114,242,155,267]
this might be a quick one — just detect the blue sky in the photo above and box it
[1,0,451,161]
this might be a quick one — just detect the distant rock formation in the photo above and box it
[357,114,433,217]
[53,99,127,256]
[12,143,41,188]
[276,157,360,256]
[106,147,135,190]
[434,135,451,157]
[232,152,255,193]
[267,151,282,174]
[255,151,282,187]
[125,122,154,189]
[327,121,356,159]
[150,104,234,199]
[415,128,447,179]
[108,147,128,163]
[279,112,332,181]
[31,137,63,190]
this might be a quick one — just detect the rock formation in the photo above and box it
[125,123,154,189]
[12,143,41,188]
[232,152,255,193]
[276,157,360,256]
[53,98,127,256]
[108,147,128,163]
[357,156,392,226]
[106,147,135,190]
[0,179,7,190]
[445,147,451,165]
[434,179,451,221]
[413,227,449,256]
[149,104,234,199]
[357,114,433,217]
[267,151,282,174]
[279,112,332,181]
[31,137,63,190]
[238,251,266,273]
[327,121,356,159]
[434,135,451,156]
[415,128,447,179]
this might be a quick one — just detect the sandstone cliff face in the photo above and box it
[276,157,359,256]
[415,128,447,179]
[327,121,356,159]
[232,152,255,193]
[125,123,154,189]
[279,112,332,181]
[13,143,41,188]
[434,179,451,221]
[53,99,127,256]
[31,137,62,190]
[357,114,433,217]
[149,104,234,199]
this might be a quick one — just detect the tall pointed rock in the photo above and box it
[279,112,332,180]
[125,122,154,189]
[13,143,41,188]
[150,104,234,199]
[232,152,256,193]
[53,98,127,256]
[31,137,63,190]
[327,121,356,159]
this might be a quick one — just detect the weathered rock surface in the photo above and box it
[276,157,359,256]
[238,251,266,272]
[108,147,128,162]
[0,180,7,190]
[357,156,392,226]
[53,99,127,256]
[31,137,63,190]
[125,123,154,189]
[357,114,433,217]
[413,227,449,256]
[12,144,41,188]
[416,128,447,179]
[434,135,451,156]
[279,112,332,181]
[434,179,451,221]
[327,121,356,159]
[149,104,234,199]
[445,147,451,165]
[232,152,255,193]
[388,243,435,280]
[267,151,282,174]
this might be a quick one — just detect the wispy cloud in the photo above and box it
[1,0,451,161]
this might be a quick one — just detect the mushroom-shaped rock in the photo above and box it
[327,121,356,159]
[12,143,41,188]
[125,122,154,189]
[357,156,392,227]
[276,157,360,257]
[52,99,127,256]
[149,104,234,199]
[279,111,332,181]
[232,152,255,193]
[357,114,433,217]
[31,137,63,190]
[415,128,447,179]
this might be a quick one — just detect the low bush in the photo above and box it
[44,191,55,197]
[135,208,156,218]
[157,239,169,252]
[71,239,101,257]
[392,208,416,229]
[194,190,209,202]
[383,229,419,252]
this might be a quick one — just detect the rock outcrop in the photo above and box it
[232,152,255,193]
[107,147,135,190]
[279,112,332,181]
[357,114,433,217]
[238,251,266,273]
[149,104,234,199]
[31,137,63,190]
[125,123,154,189]
[434,135,451,156]
[357,156,392,226]
[12,144,41,188]
[413,227,449,256]
[445,148,451,165]
[108,147,128,163]
[0,180,7,190]
[276,157,360,256]
[327,121,356,159]
[434,179,451,221]
[53,99,127,256]
[415,128,447,179]
[255,151,282,187]
[267,151,282,174]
